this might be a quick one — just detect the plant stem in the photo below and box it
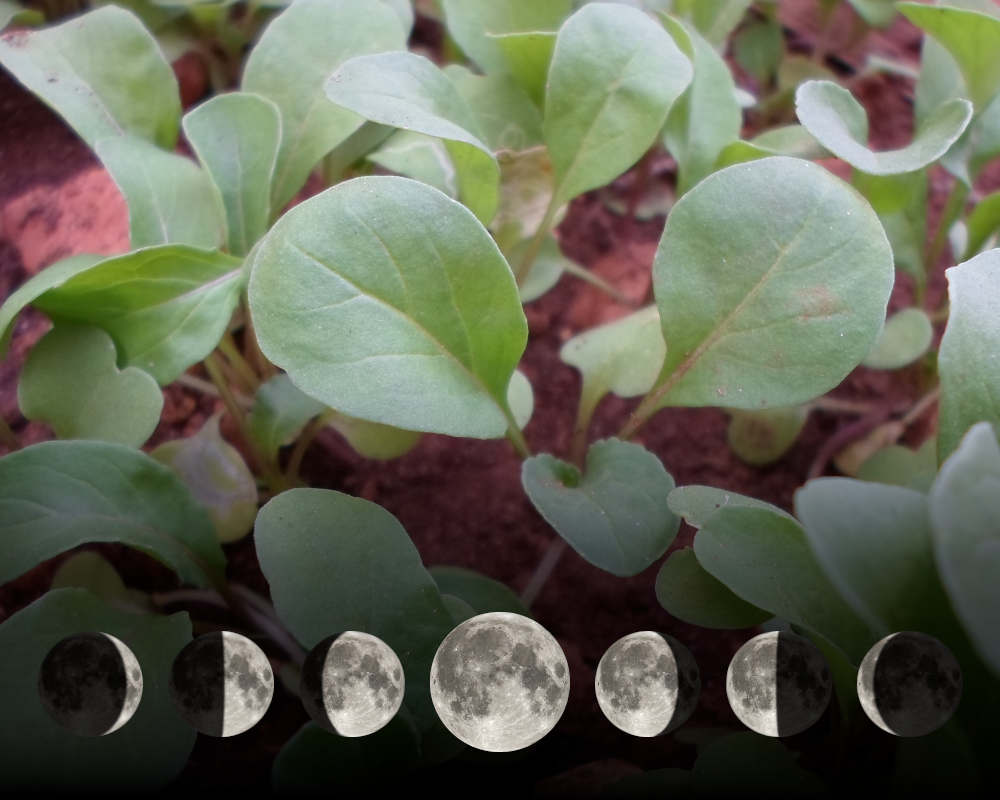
[569,392,599,468]
[506,423,532,459]
[520,538,568,608]
[899,386,940,428]
[515,195,561,286]
[810,396,875,415]
[925,180,968,287]
[284,411,334,485]
[0,416,21,451]
[560,260,636,306]
[219,332,260,393]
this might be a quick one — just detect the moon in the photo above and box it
[726,631,831,737]
[299,631,405,737]
[430,611,569,752]
[857,631,962,737]
[595,631,700,737]
[37,632,143,736]
[169,630,273,737]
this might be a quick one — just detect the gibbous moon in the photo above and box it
[595,631,700,737]
[169,631,273,737]
[38,632,143,736]
[430,611,569,752]
[857,631,962,737]
[726,631,831,737]
[300,631,405,737]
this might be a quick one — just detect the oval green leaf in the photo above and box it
[862,307,933,370]
[726,406,809,466]
[667,484,794,528]
[429,565,530,617]
[326,411,422,461]
[248,373,325,459]
[249,176,527,439]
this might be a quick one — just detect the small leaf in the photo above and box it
[655,547,771,629]
[506,369,534,430]
[327,412,422,461]
[446,66,543,152]
[0,589,194,791]
[248,373,325,459]
[513,234,565,303]
[963,189,1000,258]
[182,92,282,256]
[929,422,1000,674]
[856,439,937,492]
[18,323,162,447]
[716,125,828,168]
[32,245,244,384]
[898,2,1000,109]
[862,308,933,369]
[847,0,897,27]
[151,416,258,543]
[0,6,180,149]
[241,0,407,210]
[649,157,893,410]
[732,15,783,85]
[429,565,530,616]
[522,438,679,577]
[492,147,557,251]
[0,440,224,587]
[833,419,906,477]
[795,79,972,175]
[853,170,928,283]
[489,30,557,107]
[50,551,148,612]
[544,3,692,206]
[0,1,43,29]
[674,0,753,47]
[694,505,874,661]
[248,176,527,439]
[937,250,1000,460]
[326,51,499,225]
[667,484,794,528]
[726,406,808,466]
[368,130,458,198]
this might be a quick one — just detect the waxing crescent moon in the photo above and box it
[857,631,962,737]
[37,632,143,736]
[169,630,273,737]
[595,631,700,737]
[726,631,831,737]
[300,631,405,737]
[430,611,569,752]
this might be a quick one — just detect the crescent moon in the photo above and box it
[37,631,143,737]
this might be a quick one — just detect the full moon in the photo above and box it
[169,630,273,737]
[857,631,962,737]
[595,631,700,737]
[38,632,143,736]
[430,611,569,752]
[726,631,831,737]
[300,631,405,737]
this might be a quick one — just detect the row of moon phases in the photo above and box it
[37,612,962,751]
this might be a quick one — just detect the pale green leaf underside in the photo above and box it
[326,51,499,225]
[651,157,893,410]
[31,245,244,385]
[248,373,325,458]
[368,130,457,199]
[326,411,422,461]
[795,79,972,175]
[446,65,543,152]
[249,176,527,438]
[18,323,162,447]
[545,3,692,205]
[862,307,933,369]
[0,440,223,587]
[937,249,1000,460]
[521,438,679,577]
[0,589,194,791]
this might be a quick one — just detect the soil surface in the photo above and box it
[1,2,997,793]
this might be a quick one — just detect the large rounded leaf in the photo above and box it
[647,156,892,411]
[248,176,527,438]
[0,441,224,587]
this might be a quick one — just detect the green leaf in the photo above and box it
[848,0,897,27]
[662,17,742,195]
[898,2,1000,109]
[445,66,543,152]
[726,406,808,466]
[694,505,874,661]
[50,551,149,612]
[241,0,406,210]
[795,478,958,638]
[963,189,1000,258]
[513,234,565,303]
[521,438,679,576]
[151,416,258,543]
[0,588,194,791]
[667,484,794,528]
[0,254,101,357]
[862,307,933,369]
[325,51,500,225]
[853,170,928,283]
[248,373,325,459]
[937,250,1000,460]
[649,157,893,410]
[856,439,937,492]
[18,323,162,447]
[254,488,453,729]
[32,245,244,385]
[716,125,828,168]
[368,130,458,198]
[732,16,783,85]
[489,30,557,107]
[440,0,570,76]
[0,6,180,149]
[672,0,753,47]
[691,732,829,797]
[0,1,42,29]
[506,368,534,430]
[795,79,972,175]
[929,422,1000,674]
[429,565,530,616]
[545,3,692,206]
[492,147,557,251]
[655,547,771,629]
[95,135,226,249]
[248,176,527,439]
[0,440,223,587]
[327,411,422,461]
[560,306,665,425]
[182,92,282,256]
